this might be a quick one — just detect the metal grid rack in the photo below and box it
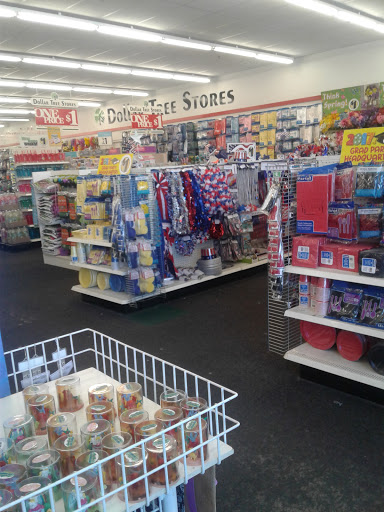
[1,329,238,512]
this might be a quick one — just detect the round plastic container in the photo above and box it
[80,419,111,450]
[116,383,143,415]
[79,268,97,288]
[22,385,49,410]
[300,321,336,350]
[181,397,208,420]
[55,375,84,413]
[97,273,110,290]
[15,476,51,512]
[0,464,26,496]
[15,436,48,465]
[310,277,318,310]
[0,489,14,511]
[47,413,77,447]
[160,389,186,409]
[117,449,148,503]
[0,439,15,467]
[368,342,384,375]
[85,401,115,432]
[53,435,85,477]
[134,420,163,442]
[26,449,61,500]
[315,278,332,302]
[75,449,113,497]
[62,470,98,512]
[183,418,208,466]
[101,432,133,484]
[27,394,56,435]
[146,435,179,486]
[3,415,35,444]
[154,407,183,452]
[88,383,115,410]
[109,275,126,292]
[120,410,149,439]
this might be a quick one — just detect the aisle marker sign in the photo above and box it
[34,108,79,129]
[340,127,384,164]
[97,154,133,175]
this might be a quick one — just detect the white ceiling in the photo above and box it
[0,0,384,108]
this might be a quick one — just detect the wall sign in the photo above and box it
[131,114,163,129]
[98,131,113,146]
[35,108,79,128]
[97,154,133,175]
[31,97,78,108]
[340,127,384,164]
[19,134,47,147]
[322,83,384,116]
[147,89,235,116]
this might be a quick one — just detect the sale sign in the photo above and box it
[35,108,78,129]
[340,127,384,164]
[131,113,163,129]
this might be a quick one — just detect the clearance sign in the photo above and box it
[340,127,384,164]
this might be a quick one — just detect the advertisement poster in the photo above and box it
[340,127,384,163]
[97,154,133,175]
[35,108,79,128]
[322,83,384,116]
[227,142,256,162]
[131,113,163,129]
[47,127,62,147]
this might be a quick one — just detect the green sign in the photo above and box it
[322,83,384,116]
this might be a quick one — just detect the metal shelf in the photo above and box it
[43,254,72,270]
[70,262,129,276]
[285,306,384,340]
[67,236,112,247]
[285,265,384,288]
[285,343,384,390]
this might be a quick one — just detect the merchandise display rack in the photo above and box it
[1,328,239,512]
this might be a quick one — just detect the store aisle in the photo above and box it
[1,248,382,512]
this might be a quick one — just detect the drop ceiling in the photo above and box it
[0,0,384,108]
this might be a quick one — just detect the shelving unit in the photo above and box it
[70,261,129,275]
[14,161,70,167]
[67,236,112,248]
[285,265,384,287]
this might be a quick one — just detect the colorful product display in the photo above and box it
[119,410,149,440]
[62,471,99,512]
[3,415,35,444]
[14,436,48,465]
[146,435,179,487]
[85,401,115,431]
[80,420,111,450]
[14,476,52,512]
[47,413,77,447]
[117,449,147,503]
[55,376,84,412]
[27,395,56,435]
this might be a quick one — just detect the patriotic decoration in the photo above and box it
[154,171,169,221]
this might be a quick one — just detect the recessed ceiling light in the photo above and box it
[284,0,337,16]
[162,38,212,51]
[17,10,97,31]
[0,80,25,88]
[78,101,101,107]
[81,63,132,75]
[23,57,81,69]
[113,89,149,96]
[0,125,4,128]
[335,10,378,29]
[73,87,112,94]
[214,46,257,58]
[0,7,16,18]
[0,118,30,122]
[97,25,162,42]
[0,55,21,62]
[0,109,33,114]
[256,53,294,64]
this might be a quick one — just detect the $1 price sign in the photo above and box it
[35,108,79,128]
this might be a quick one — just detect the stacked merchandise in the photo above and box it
[0,193,30,245]
[196,120,216,162]
[259,112,277,160]
[225,116,240,146]
[165,123,198,164]
[251,113,260,158]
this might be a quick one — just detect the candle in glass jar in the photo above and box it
[75,449,113,497]
[101,432,132,484]
[85,401,115,431]
[55,375,84,412]
[15,476,51,512]
[22,384,49,411]
[116,383,143,415]
[0,464,26,496]
[80,420,111,451]
[26,449,61,500]
[47,413,77,447]
[134,420,163,443]
[3,415,35,445]
[160,389,186,409]
[181,397,208,421]
[183,418,208,466]
[120,410,149,440]
[27,394,56,435]
[0,439,15,467]
[117,449,148,503]
[62,471,99,512]
[15,437,48,465]
[154,407,183,452]
[54,435,85,477]
[146,435,179,487]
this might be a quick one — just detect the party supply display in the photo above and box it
[85,402,115,431]
[336,331,368,362]
[359,248,384,277]
[62,471,99,512]
[146,435,179,487]
[327,202,357,242]
[27,449,61,500]
[119,410,149,440]
[358,287,384,329]
[0,464,26,496]
[55,375,84,412]
[357,206,383,240]
[46,413,77,448]
[22,385,49,410]
[319,244,341,269]
[27,395,56,435]
[335,164,355,200]
[134,420,163,442]
[54,435,85,477]
[368,342,384,375]
[3,415,35,444]
[101,433,133,484]
[292,236,326,269]
[355,166,384,198]
[0,439,15,468]
[183,418,208,466]
[14,476,52,512]
[117,449,147,503]
[15,436,48,465]
[154,407,183,453]
[80,420,111,451]
[75,449,113,497]
[116,383,143,415]
[327,281,363,323]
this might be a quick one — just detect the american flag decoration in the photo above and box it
[154,171,169,221]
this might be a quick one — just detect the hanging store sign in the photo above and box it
[35,108,79,128]
[97,153,133,175]
[30,97,78,108]
[131,113,163,129]
[340,127,384,164]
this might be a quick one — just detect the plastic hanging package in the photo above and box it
[355,166,384,198]
[327,281,364,323]
[359,286,384,329]
[335,163,354,200]
[357,205,383,240]
[327,202,357,242]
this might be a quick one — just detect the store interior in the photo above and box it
[1,1,384,511]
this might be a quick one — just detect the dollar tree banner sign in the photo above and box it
[322,83,384,116]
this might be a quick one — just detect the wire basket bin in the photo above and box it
[0,329,239,512]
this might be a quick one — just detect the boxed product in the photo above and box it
[359,248,384,277]
[292,235,326,268]
[319,243,342,269]
[337,244,374,273]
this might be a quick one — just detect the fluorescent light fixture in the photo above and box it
[256,53,294,64]
[72,86,112,94]
[132,69,173,79]
[335,10,378,29]
[0,109,33,114]
[23,57,81,69]
[81,63,131,75]
[17,11,97,31]
[173,74,211,83]
[26,82,72,91]
[284,0,337,16]
[0,80,25,88]
[162,38,212,51]
[214,46,257,58]
[97,25,162,42]
[0,7,16,18]
[113,89,149,96]
[0,118,30,121]
[78,101,101,107]
[0,55,21,62]
[0,125,4,128]
[0,97,29,103]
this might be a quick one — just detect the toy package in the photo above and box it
[359,248,384,277]
[359,286,384,328]
[327,202,357,242]
[357,205,383,240]
[335,163,354,200]
[355,166,384,198]
[327,281,364,323]
[292,235,326,268]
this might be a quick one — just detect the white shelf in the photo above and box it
[31,238,41,242]
[15,161,69,167]
[72,285,134,305]
[43,254,73,270]
[285,306,384,340]
[70,262,129,276]
[285,265,384,287]
[285,343,384,390]
[21,208,33,212]
[67,236,112,247]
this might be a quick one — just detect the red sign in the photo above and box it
[131,113,163,129]
[35,108,78,128]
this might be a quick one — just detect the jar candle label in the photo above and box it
[111,435,124,444]
[70,476,87,487]
[186,401,200,409]
[36,396,48,403]
[153,438,171,449]
[141,423,157,431]
[22,441,38,451]
[163,392,177,400]
[128,411,143,419]
[32,453,51,464]
[64,436,75,448]
[125,451,139,463]
[87,422,99,432]
[186,420,197,430]
[162,409,175,417]
[91,405,106,412]
[20,483,41,493]
[87,452,99,464]
[0,472,14,479]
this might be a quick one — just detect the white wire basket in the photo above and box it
[0,329,239,512]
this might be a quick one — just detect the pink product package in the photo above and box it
[319,243,342,269]
[292,236,327,268]
[336,244,375,273]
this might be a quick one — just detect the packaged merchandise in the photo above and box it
[300,321,336,350]
[0,438,15,467]
[27,394,56,435]
[116,382,143,415]
[327,281,363,323]
[160,389,187,409]
[368,342,384,375]
[154,407,183,452]
[85,401,115,431]
[292,236,326,268]
[120,410,149,440]
[3,415,35,444]
[357,205,383,240]
[337,331,368,361]
[101,432,133,483]
[0,464,26,496]
[327,202,357,242]
[358,286,384,329]
[54,435,85,477]
[14,436,48,465]
[310,277,318,310]
[337,244,374,273]
[75,449,113,497]
[22,385,49,409]
[183,418,208,466]
[26,450,61,500]
[15,476,52,512]
[359,248,384,277]
[55,375,84,412]
[80,419,111,450]
[299,275,310,308]
[117,449,147,503]
[319,243,341,269]
[46,413,77,447]
[355,166,384,198]
[62,470,99,512]
[335,163,354,200]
